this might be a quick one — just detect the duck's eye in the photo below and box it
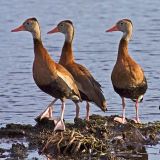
[120,22,123,25]
[26,22,30,25]
[60,24,64,27]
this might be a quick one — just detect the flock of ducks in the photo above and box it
[11,18,147,131]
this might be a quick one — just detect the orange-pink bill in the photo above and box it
[106,25,118,32]
[11,25,25,32]
[47,27,59,34]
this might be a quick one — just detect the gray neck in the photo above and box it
[122,31,132,42]
[122,24,133,41]
[65,27,74,43]
[32,25,41,40]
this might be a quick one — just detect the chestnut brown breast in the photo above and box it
[111,39,147,99]
[33,39,80,101]
[59,41,106,110]
[33,39,57,86]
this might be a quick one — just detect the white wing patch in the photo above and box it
[57,70,75,90]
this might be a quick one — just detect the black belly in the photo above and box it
[36,77,75,100]
[79,90,90,101]
[113,79,148,100]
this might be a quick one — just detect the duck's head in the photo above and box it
[47,20,74,42]
[106,19,133,41]
[11,17,41,39]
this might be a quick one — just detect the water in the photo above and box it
[0,0,160,159]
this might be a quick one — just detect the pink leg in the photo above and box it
[35,99,57,120]
[114,97,127,124]
[122,97,126,122]
[75,102,80,119]
[54,101,66,131]
[86,101,90,121]
[133,99,141,123]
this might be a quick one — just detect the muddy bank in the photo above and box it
[0,115,160,160]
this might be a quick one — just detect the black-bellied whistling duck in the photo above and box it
[106,19,147,123]
[47,20,107,121]
[11,18,81,131]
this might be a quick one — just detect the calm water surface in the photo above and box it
[0,0,160,159]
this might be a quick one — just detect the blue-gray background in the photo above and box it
[0,0,160,158]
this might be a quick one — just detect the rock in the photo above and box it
[10,143,27,159]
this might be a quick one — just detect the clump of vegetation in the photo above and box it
[0,115,160,159]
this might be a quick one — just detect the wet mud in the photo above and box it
[0,115,160,160]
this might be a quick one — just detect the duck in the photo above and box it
[11,17,81,131]
[47,20,107,121]
[106,19,147,123]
